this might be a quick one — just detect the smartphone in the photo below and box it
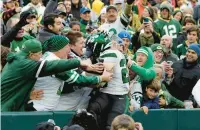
[143,17,149,23]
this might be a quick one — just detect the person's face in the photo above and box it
[5,1,15,9]
[136,52,148,66]
[106,9,118,23]
[117,44,124,52]
[71,24,80,31]
[143,8,150,18]
[58,44,71,59]
[159,96,166,106]
[185,49,198,63]
[177,0,183,7]
[16,29,24,38]
[31,0,40,5]
[161,8,169,19]
[26,16,37,23]
[174,12,182,22]
[82,0,88,5]
[70,37,85,56]
[185,22,194,30]
[160,36,172,49]
[29,51,42,61]
[100,13,106,21]
[153,50,164,63]
[57,4,67,13]
[187,31,198,43]
[122,38,130,49]
[80,11,91,21]
[146,88,158,99]
[64,1,71,13]
[142,0,147,4]
[182,9,193,16]
[115,3,122,11]
[154,67,163,79]
[49,17,64,34]
[72,0,79,5]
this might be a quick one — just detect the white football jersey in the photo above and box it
[99,49,129,95]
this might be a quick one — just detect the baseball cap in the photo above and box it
[55,9,67,16]
[151,44,164,52]
[21,39,42,54]
[20,7,38,19]
[106,5,117,12]
[80,7,91,14]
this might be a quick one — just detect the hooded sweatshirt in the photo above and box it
[129,46,156,109]
[1,51,80,111]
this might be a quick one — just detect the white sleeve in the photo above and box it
[129,81,143,109]
[192,79,200,106]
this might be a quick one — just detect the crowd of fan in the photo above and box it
[1,0,200,130]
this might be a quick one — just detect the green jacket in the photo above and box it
[60,70,100,94]
[159,88,184,108]
[130,46,156,82]
[176,41,188,59]
[10,35,34,52]
[1,51,80,111]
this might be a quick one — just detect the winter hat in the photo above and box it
[118,31,131,41]
[106,5,117,12]
[136,48,149,57]
[21,39,42,54]
[151,44,164,52]
[160,3,173,14]
[42,35,69,53]
[173,9,182,16]
[188,44,200,56]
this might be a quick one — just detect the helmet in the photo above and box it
[85,31,111,63]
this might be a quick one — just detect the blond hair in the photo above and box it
[111,114,135,130]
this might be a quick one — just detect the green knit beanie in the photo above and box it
[22,39,42,54]
[136,48,149,57]
[42,35,70,53]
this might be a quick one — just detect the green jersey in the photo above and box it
[154,18,182,51]
[10,35,34,52]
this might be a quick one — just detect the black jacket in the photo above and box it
[168,58,200,101]
[37,28,57,43]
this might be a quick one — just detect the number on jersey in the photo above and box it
[120,59,129,83]
[163,25,177,38]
